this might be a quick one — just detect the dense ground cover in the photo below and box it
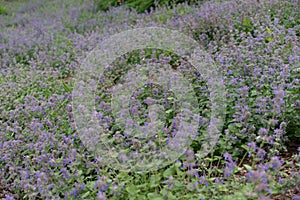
[0,0,299,199]
[93,0,200,13]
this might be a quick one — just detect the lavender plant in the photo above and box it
[0,0,299,199]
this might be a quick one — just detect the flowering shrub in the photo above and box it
[93,0,201,14]
[0,0,299,199]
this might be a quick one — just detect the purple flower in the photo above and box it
[292,195,300,200]
[223,152,232,161]
[223,153,236,178]
[71,188,77,198]
[258,196,272,200]
[186,149,195,161]
[214,177,223,184]
[258,128,268,136]
[199,175,208,186]
[247,170,267,183]
[274,18,279,25]
[97,191,106,200]
[257,148,266,160]
[269,156,283,169]
[254,183,268,193]
[248,142,257,151]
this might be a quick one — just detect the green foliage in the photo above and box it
[0,5,8,15]
[93,0,198,13]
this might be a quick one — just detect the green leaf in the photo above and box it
[241,144,249,151]
[242,16,251,27]
[250,90,257,96]
[149,175,161,188]
[243,164,252,171]
[266,27,273,34]
[136,183,148,189]
[167,96,174,101]
[163,166,175,178]
[81,191,91,199]
[208,177,216,181]
[266,37,273,42]
[235,123,242,128]
[219,185,229,192]
[62,82,72,93]
[126,184,140,195]
[228,125,236,132]
[77,170,83,176]
[147,193,164,200]
[86,181,96,190]
[165,109,173,114]
[233,167,243,173]
[174,162,181,168]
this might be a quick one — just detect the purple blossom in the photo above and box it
[247,170,267,183]
[258,128,268,136]
[257,148,266,160]
[292,195,300,200]
[254,183,268,193]
[5,195,15,200]
[223,152,232,161]
[269,156,282,169]
[199,175,208,186]
[97,191,106,200]
[248,142,257,151]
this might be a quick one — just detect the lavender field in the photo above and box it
[0,0,299,199]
